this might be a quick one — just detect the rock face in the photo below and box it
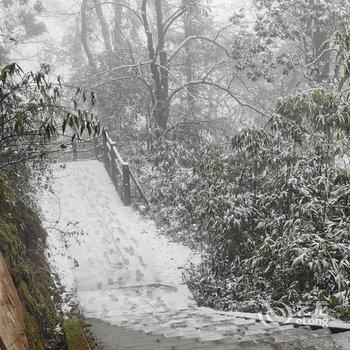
[0,253,29,350]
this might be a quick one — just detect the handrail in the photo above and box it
[101,130,149,207]
[129,168,149,206]
[64,130,148,207]
[71,137,101,160]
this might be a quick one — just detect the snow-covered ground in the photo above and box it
[39,160,345,345]
[39,160,198,319]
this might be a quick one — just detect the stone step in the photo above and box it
[332,331,350,350]
[94,327,144,337]
[121,338,202,350]
[108,333,164,343]
[246,331,341,350]
[171,340,270,350]
[87,314,350,350]
[112,328,324,350]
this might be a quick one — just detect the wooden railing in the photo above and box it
[102,130,131,206]
[50,131,149,207]
[47,137,101,162]
[72,137,100,161]
[101,130,149,207]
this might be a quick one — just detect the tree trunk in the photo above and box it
[154,0,170,132]
[112,0,123,51]
[312,29,331,83]
[308,1,331,83]
[141,0,170,133]
[183,0,196,120]
[81,0,96,69]
[92,0,112,52]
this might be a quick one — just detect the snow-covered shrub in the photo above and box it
[125,135,207,247]
[184,90,350,319]
[114,88,350,319]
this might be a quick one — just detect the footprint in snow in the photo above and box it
[110,218,121,226]
[163,285,178,293]
[130,302,138,310]
[116,261,124,270]
[109,249,115,255]
[146,290,153,299]
[135,269,144,282]
[102,236,112,244]
[129,246,135,256]
[117,276,126,287]
[131,238,139,246]
[138,256,146,267]
[117,227,126,235]
[109,294,119,302]
[155,296,167,308]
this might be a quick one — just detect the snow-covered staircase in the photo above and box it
[39,160,350,350]
[87,309,350,349]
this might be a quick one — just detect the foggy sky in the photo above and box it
[11,0,249,73]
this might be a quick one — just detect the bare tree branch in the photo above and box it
[91,2,143,24]
[79,61,151,82]
[168,35,231,62]
[168,80,268,117]
[214,23,235,41]
[162,6,186,39]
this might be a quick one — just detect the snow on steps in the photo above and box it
[40,160,198,314]
[40,160,350,350]
[87,316,350,350]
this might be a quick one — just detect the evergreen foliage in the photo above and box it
[0,62,100,198]
[0,61,100,347]
[180,90,350,319]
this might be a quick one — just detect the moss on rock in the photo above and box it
[63,317,91,350]
[24,313,45,350]
[0,171,62,348]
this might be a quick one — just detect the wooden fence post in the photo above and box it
[72,142,78,161]
[122,163,131,206]
[110,142,116,176]
[102,131,108,169]
[110,144,118,187]
[94,137,99,158]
